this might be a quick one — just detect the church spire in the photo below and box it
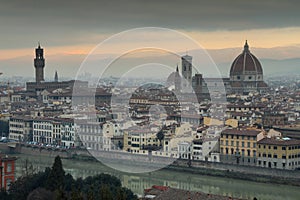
[243,40,249,53]
[54,70,58,82]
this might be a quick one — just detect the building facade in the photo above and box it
[220,128,264,166]
[257,137,300,170]
[0,155,17,190]
[9,117,33,142]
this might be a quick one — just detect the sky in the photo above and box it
[0,0,300,78]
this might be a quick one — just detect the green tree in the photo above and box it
[9,168,51,200]
[156,130,165,146]
[46,156,65,191]
[0,188,9,200]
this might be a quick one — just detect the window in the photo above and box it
[274,146,277,150]
[274,154,278,158]
[7,163,12,173]
[248,142,250,148]
[282,146,286,150]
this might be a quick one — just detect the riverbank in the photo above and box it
[2,143,300,187]
[14,153,300,200]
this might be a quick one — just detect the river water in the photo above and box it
[14,154,300,200]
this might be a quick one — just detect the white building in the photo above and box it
[9,116,33,142]
[178,141,192,159]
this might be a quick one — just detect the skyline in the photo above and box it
[1,0,300,77]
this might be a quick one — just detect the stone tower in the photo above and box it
[181,55,193,91]
[34,43,45,83]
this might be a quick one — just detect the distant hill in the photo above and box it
[1,46,300,78]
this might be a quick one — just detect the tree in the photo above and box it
[9,169,51,200]
[46,156,65,191]
[156,130,165,147]
[0,188,9,200]
[8,157,137,200]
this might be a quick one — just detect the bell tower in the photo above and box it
[181,54,193,91]
[34,43,45,83]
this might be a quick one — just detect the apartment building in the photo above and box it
[220,128,265,165]
[9,116,33,142]
[257,137,300,170]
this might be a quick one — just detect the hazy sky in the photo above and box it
[1,0,300,77]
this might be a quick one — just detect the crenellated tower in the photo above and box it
[34,43,45,83]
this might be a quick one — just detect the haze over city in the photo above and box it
[1,1,300,200]
[1,0,300,78]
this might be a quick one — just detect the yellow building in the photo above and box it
[257,137,300,170]
[123,130,159,154]
[220,128,264,165]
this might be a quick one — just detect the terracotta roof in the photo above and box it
[258,137,300,146]
[230,41,263,76]
[221,128,262,136]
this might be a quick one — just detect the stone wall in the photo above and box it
[174,159,300,180]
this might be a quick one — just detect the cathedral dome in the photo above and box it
[230,41,263,78]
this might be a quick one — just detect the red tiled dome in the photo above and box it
[230,41,263,76]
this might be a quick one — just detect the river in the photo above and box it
[14,154,300,200]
